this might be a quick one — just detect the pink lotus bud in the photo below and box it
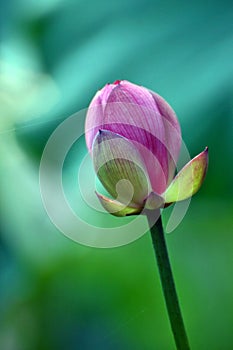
[85,80,208,216]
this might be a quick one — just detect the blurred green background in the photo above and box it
[1,0,233,349]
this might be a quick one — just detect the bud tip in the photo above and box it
[113,80,121,85]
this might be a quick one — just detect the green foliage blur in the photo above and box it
[1,0,233,349]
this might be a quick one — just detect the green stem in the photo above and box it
[147,213,190,350]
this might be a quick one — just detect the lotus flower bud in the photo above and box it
[85,80,208,216]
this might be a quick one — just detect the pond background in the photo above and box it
[1,1,233,349]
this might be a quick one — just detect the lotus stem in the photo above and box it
[147,213,190,350]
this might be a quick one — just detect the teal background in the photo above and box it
[1,0,233,349]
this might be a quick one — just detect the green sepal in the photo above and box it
[144,191,164,210]
[96,192,142,217]
[164,147,208,203]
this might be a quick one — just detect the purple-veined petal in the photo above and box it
[151,91,181,184]
[85,83,115,152]
[93,130,151,205]
[96,192,142,217]
[102,82,168,193]
[164,147,208,203]
[85,80,181,194]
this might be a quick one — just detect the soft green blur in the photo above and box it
[1,0,233,349]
